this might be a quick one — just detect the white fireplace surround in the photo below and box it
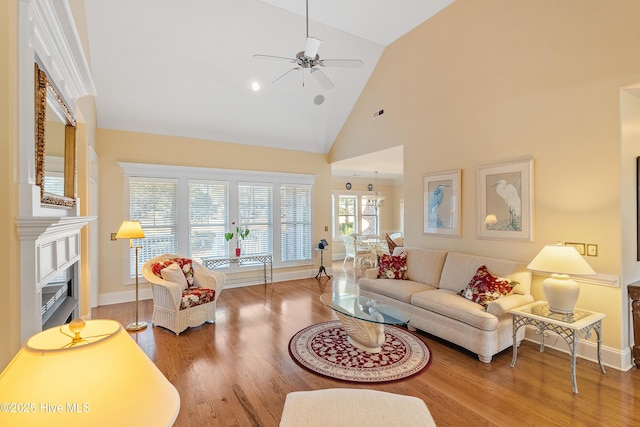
[17,1,97,342]
[17,217,95,341]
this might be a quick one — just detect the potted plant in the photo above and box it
[227,222,249,256]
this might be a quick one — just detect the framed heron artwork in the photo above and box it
[423,169,461,237]
[477,157,534,241]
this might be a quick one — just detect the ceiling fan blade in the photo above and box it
[319,59,364,68]
[310,68,334,90]
[304,37,321,58]
[273,67,300,84]
[253,54,297,63]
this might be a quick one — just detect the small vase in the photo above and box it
[235,247,241,257]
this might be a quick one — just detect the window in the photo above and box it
[122,163,315,274]
[337,195,357,237]
[281,184,312,261]
[129,179,177,278]
[238,183,272,255]
[332,192,380,239]
[189,181,228,260]
[361,196,379,236]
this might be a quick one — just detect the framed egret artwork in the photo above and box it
[423,169,461,237]
[477,157,534,241]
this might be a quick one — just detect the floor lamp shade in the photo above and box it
[115,220,145,240]
[527,244,596,314]
[0,319,180,426]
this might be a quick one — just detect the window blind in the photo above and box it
[238,183,272,256]
[281,184,311,261]
[129,179,177,278]
[189,181,228,261]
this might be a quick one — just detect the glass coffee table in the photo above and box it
[320,293,409,353]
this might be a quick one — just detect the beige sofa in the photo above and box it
[358,247,533,363]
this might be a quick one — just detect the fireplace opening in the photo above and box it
[41,263,79,330]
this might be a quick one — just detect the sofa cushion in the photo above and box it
[359,278,437,303]
[378,251,408,279]
[161,262,189,291]
[438,252,530,294]
[392,247,447,287]
[459,265,517,307]
[411,289,498,331]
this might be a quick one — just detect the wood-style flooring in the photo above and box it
[92,262,640,426]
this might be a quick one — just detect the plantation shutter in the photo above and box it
[129,179,177,278]
[281,184,311,262]
[189,181,229,261]
[238,183,272,255]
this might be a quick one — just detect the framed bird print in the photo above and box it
[477,157,534,241]
[423,169,461,237]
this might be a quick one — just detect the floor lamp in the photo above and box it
[116,220,147,331]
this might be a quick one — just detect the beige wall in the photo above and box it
[0,0,20,369]
[330,0,640,351]
[96,128,332,297]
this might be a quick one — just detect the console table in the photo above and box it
[201,253,273,286]
[510,301,606,393]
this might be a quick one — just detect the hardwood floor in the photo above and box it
[93,262,640,426]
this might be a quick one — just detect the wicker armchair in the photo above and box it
[142,254,225,335]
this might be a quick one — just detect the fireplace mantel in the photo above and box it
[17,216,96,240]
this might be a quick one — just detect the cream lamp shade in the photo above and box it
[115,220,145,241]
[527,243,596,314]
[484,214,498,226]
[0,319,179,426]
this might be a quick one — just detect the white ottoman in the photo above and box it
[279,388,436,427]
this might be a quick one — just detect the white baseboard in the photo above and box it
[98,288,153,306]
[98,267,333,302]
[523,328,633,372]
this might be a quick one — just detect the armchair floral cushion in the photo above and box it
[151,257,195,287]
[181,288,216,310]
[152,256,217,310]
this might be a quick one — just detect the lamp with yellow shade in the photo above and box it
[527,243,596,315]
[0,319,180,426]
[115,220,146,331]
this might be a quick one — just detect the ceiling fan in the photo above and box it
[253,0,363,89]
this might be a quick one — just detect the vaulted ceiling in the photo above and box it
[84,0,454,176]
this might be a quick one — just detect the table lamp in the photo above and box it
[116,220,146,331]
[0,319,180,426]
[527,243,596,314]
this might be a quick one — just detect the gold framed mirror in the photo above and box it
[35,63,77,208]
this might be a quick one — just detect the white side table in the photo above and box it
[510,301,606,393]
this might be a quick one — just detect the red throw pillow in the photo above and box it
[459,265,518,307]
[377,251,408,280]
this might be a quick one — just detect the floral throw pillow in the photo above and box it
[377,251,408,280]
[151,257,195,287]
[459,265,518,307]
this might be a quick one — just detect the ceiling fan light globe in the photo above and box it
[305,37,321,59]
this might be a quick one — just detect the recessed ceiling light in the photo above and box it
[251,81,261,92]
[313,94,325,105]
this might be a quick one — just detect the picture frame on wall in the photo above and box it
[477,157,534,241]
[424,169,461,237]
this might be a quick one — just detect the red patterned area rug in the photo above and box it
[288,320,431,383]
